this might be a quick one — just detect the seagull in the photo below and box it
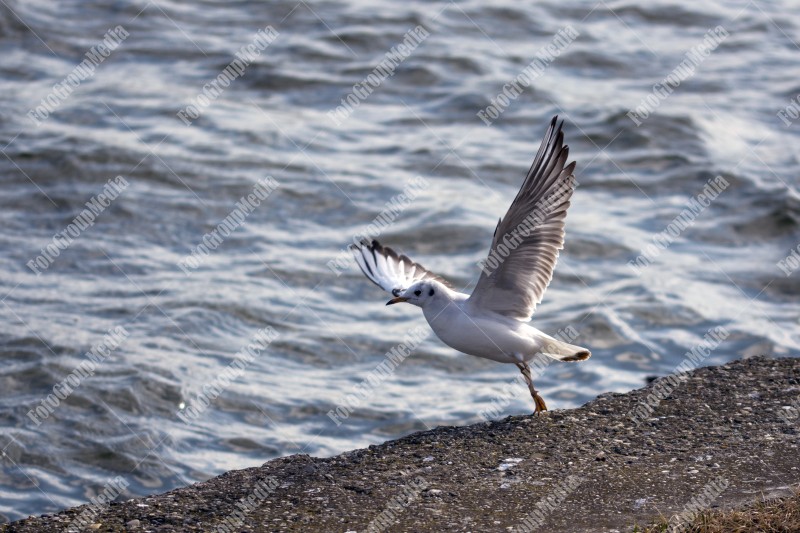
[351,116,590,414]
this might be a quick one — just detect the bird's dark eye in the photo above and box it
[414,289,421,296]
[429,289,434,296]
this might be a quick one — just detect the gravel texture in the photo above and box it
[4,356,799,532]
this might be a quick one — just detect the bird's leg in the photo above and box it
[515,361,547,415]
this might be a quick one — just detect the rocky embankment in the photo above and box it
[4,356,799,532]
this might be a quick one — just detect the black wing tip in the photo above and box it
[548,114,563,134]
[350,239,370,250]
[537,118,565,159]
[356,239,409,273]
[547,117,575,176]
[356,239,454,290]
[350,238,382,246]
[546,115,569,150]
[358,239,399,261]
[350,239,387,255]
[371,240,399,262]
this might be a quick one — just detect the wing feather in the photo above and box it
[468,116,577,321]
[351,239,452,297]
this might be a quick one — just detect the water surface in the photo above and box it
[1,0,798,522]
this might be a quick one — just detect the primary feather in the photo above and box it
[468,116,576,321]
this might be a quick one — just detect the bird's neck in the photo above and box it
[422,289,467,318]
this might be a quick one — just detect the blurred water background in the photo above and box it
[1,0,798,522]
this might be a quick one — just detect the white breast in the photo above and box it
[422,296,541,364]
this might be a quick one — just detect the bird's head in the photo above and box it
[386,280,444,309]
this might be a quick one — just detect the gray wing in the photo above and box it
[350,239,453,296]
[468,116,577,321]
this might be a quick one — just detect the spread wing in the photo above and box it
[350,239,453,296]
[468,116,577,321]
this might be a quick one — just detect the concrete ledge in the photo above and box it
[4,356,799,532]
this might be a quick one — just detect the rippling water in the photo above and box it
[1,0,799,522]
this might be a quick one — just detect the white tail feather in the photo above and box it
[539,336,591,362]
